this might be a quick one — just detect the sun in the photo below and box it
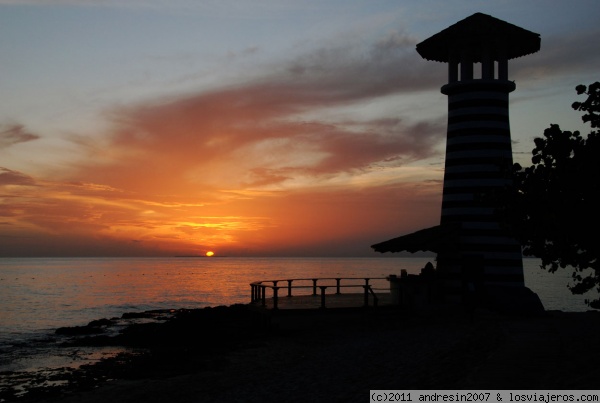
[205,251,215,257]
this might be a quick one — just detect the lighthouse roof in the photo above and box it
[416,12,540,63]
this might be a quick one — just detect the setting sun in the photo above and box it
[205,251,215,257]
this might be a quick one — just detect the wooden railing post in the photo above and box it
[320,286,327,309]
[364,285,379,308]
[312,279,318,295]
[273,287,279,310]
[335,278,341,294]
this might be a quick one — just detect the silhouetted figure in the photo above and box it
[421,261,434,277]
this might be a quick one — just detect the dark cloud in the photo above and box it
[283,32,443,99]
[511,28,600,81]
[0,167,36,186]
[0,124,40,149]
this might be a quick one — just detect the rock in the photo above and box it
[55,325,105,336]
[63,334,116,347]
[121,312,157,319]
[55,318,114,336]
[87,318,113,327]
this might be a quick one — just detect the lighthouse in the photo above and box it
[373,13,544,311]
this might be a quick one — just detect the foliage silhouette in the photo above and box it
[508,82,600,309]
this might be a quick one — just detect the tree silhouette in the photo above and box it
[510,82,600,309]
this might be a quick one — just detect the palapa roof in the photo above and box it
[371,223,461,254]
[416,12,541,63]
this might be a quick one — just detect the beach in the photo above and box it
[4,304,599,403]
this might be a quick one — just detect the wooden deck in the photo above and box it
[251,292,395,310]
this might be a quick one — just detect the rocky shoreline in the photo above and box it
[1,304,271,402]
[2,304,599,402]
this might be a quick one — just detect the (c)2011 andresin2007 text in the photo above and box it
[370,391,600,403]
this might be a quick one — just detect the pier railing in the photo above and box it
[250,277,388,310]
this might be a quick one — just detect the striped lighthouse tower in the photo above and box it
[416,13,541,304]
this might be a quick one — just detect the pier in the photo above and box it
[250,277,392,310]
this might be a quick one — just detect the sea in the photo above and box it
[0,256,597,376]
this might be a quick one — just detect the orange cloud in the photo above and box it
[0,34,446,256]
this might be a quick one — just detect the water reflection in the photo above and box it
[0,257,597,338]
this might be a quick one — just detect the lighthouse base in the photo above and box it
[481,285,545,316]
[386,267,545,316]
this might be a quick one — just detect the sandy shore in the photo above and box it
[7,305,600,403]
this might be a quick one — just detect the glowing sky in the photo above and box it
[1,1,599,257]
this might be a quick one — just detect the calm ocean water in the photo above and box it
[0,256,597,373]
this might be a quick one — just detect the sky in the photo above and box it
[1,0,599,257]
